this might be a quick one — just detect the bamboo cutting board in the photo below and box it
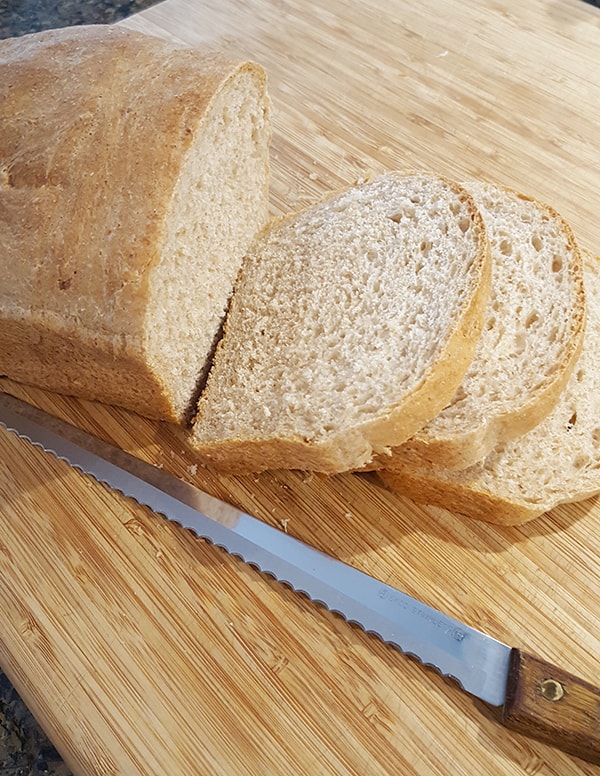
[2,0,600,773]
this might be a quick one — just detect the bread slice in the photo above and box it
[190,172,491,474]
[379,250,600,525]
[380,182,586,471]
[0,25,271,423]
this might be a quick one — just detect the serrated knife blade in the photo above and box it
[1,392,600,764]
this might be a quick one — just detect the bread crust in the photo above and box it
[379,250,600,526]
[380,187,587,471]
[0,25,268,421]
[377,467,540,525]
[191,174,492,474]
[378,443,600,526]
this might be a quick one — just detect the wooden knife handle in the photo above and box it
[502,649,600,764]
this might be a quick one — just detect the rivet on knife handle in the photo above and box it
[503,649,600,764]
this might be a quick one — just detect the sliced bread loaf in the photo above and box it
[0,25,271,423]
[379,250,600,526]
[379,182,586,471]
[190,172,491,474]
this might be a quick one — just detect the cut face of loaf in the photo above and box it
[0,25,271,423]
[190,172,491,474]
[379,250,600,526]
[381,182,586,471]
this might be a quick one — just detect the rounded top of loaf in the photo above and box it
[0,24,266,339]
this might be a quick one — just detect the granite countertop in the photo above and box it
[0,671,72,776]
[0,0,159,39]
[1,0,600,773]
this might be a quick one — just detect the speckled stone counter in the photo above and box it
[0,672,72,776]
[0,0,159,39]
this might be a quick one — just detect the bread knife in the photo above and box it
[1,392,599,765]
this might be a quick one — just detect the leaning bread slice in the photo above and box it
[190,172,491,474]
[379,250,600,526]
[380,182,586,471]
[0,25,271,423]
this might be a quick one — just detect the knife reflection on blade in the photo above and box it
[1,392,599,764]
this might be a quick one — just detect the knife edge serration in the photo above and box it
[0,398,511,708]
[3,425,473,692]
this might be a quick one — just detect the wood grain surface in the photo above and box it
[2,0,600,773]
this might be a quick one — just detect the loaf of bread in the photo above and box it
[190,172,491,474]
[0,25,271,423]
[380,182,586,470]
[379,250,600,525]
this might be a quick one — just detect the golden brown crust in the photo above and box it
[0,314,178,421]
[376,467,540,525]
[0,25,266,421]
[188,433,367,475]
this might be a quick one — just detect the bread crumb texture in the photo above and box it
[385,182,586,469]
[0,25,270,422]
[379,251,600,525]
[191,172,490,473]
